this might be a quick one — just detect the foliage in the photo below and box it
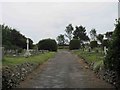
[57,34,65,45]
[105,19,120,76]
[38,39,57,51]
[105,31,113,40]
[1,24,33,50]
[93,60,104,72]
[90,41,98,49]
[102,39,109,48]
[97,34,104,44]
[73,25,89,44]
[65,24,74,42]
[90,29,97,41]
[69,39,80,50]
[3,52,55,66]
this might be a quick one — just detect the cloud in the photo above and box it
[2,2,118,43]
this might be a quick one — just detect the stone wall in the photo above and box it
[2,62,39,89]
[96,68,119,89]
[86,59,119,89]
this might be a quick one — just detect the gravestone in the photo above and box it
[88,47,91,52]
[104,46,108,55]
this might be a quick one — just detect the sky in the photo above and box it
[1,0,118,44]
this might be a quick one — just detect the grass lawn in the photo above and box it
[74,50,104,63]
[73,49,105,71]
[3,52,56,66]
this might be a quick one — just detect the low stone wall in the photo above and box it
[2,62,39,89]
[85,59,119,89]
[77,54,119,88]
[96,68,119,89]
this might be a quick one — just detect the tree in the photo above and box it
[57,34,65,45]
[65,24,74,42]
[73,25,89,44]
[105,31,113,40]
[2,24,34,50]
[97,34,104,44]
[90,29,97,41]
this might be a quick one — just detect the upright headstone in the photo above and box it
[88,47,91,52]
[104,46,108,55]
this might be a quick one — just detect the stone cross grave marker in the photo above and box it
[24,38,31,57]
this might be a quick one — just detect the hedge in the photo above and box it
[69,39,80,50]
[38,39,57,51]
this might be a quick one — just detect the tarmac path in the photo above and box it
[18,50,114,88]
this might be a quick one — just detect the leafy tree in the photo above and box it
[90,29,97,41]
[102,39,109,48]
[69,39,80,50]
[2,24,34,50]
[105,19,120,78]
[105,31,113,40]
[65,24,74,42]
[28,38,34,49]
[97,34,104,44]
[57,34,65,45]
[73,25,89,44]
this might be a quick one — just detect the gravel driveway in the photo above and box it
[18,50,114,88]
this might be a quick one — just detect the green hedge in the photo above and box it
[69,39,80,50]
[38,39,57,51]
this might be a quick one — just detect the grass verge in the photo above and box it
[73,50,104,71]
[3,52,56,66]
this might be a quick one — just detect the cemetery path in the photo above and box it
[18,50,114,88]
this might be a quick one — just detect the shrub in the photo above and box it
[69,39,80,50]
[105,19,120,75]
[90,41,98,49]
[38,39,57,51]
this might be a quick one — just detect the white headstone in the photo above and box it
[104,46,108,55]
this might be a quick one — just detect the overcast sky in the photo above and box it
[1,1,118,44]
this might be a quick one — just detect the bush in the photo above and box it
[69,39,80,50]
[105,19,120,75]
[90,41,98,49]
[38,39,57,51]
